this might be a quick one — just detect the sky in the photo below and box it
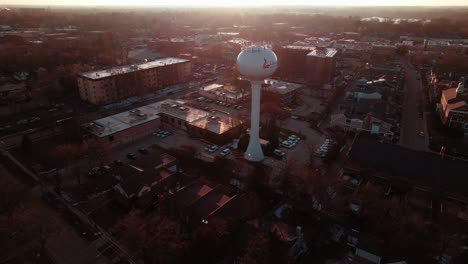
[3,0,468,7]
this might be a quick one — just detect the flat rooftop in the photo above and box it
[282,45,316,51]
[80,57,189,80]
[200,83,248,100]
[307,48,338,58]
[83,99,210,137]
[263,78,303,94]
[83,105,161,138]
[157,99,211,123]
[189,113,243,135]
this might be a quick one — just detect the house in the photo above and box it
[170,180,257,228]
[113,150,178,208]
[438,78,468,135]
[261,78,302,107]
[331,73,402,139]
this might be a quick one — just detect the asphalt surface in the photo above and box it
[399,62,427,151]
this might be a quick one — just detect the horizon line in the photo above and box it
[3,4,468,8]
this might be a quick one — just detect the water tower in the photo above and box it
[237,46,278,162]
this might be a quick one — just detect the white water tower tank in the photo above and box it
[237,46,278,80]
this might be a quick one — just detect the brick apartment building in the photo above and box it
[306,47,337,87]
[275,45,315,83]
[77,57,191,105]
[275,45,337,87]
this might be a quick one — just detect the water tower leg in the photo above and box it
[244,80,264,162]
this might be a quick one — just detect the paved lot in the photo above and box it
[399,62,427,151]
[292,90,326,116]
[281,119,325,148]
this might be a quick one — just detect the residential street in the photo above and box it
[399,61,428,151]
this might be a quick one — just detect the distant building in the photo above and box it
[261,78,302,107]
[438,78,468,135]
[306,47,338,87]
[77,58,191,105]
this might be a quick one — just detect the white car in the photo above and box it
[289,135,300,141]
[273,149,286,158]
[281,141,293,148]
[205,145,219,153]
[220,148,231,156]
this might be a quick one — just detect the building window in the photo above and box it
[109,135,114,142]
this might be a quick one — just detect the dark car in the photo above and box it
[138,148,148,154]
[126,153,137,160]
[114,159,123,166]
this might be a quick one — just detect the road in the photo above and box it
[399,62,427,151]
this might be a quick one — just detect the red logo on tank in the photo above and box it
[263,58,271,69]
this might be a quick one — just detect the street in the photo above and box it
[399,62,427,151]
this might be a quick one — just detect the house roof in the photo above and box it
[353,99,388,116]
[116,151,177,195]
[175,181,215,208]
[189,186,237,222]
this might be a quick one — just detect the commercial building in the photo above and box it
[199,83,249,104]
[261,78,302,107]
[82,105,162,148]
[83,99,244,147]
[438,79,468,135]
[77,57,191,105]
[306,47,338,87]
[187,112,244,145]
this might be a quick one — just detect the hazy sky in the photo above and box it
[4,0,468,6]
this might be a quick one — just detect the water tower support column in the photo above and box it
[244,80,264,162]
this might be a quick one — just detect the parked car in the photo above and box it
[126,153,137,160]
[114,160,123,166]
[16,119,28,125]
[205,145,219,153]
[281,141,293,149]
[220,148,231,157]
[273,149,285,159]
[138,148,148,154]
[28,116,41,122]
